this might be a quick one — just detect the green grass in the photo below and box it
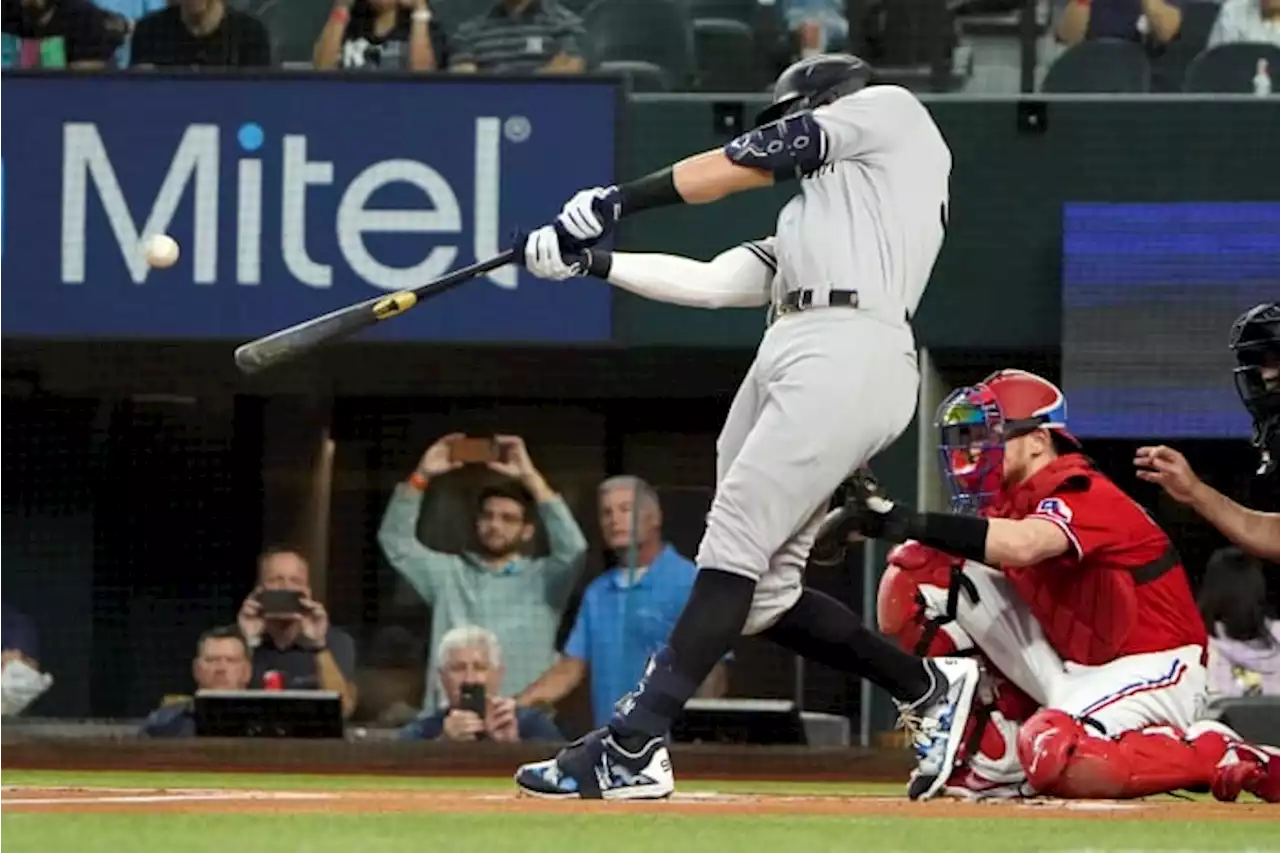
[4,770,1276,853]
[3,812,1276,853]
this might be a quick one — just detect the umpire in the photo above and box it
[1136,302,1280,561]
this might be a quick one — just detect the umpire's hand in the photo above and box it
[522,225,586,280]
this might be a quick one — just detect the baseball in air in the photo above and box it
[144,234,180,269]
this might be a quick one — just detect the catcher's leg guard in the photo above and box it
[1017,710,1234,799]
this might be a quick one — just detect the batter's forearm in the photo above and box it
[590,251,769,309]
[618,154,773,218]
[1188,483,1280,562]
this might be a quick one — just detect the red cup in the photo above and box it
[263,670,284,690]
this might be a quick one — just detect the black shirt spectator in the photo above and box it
[130,0,270,67]
[313,0,448,71]
[252,626,357,690]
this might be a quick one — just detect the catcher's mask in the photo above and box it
[1229,302,1280,476]
[936,370,1080,514]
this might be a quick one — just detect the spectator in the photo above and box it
[90,0,165,66]
[1200,547,1280,697]
[377,433,588,712]
[140,625,251,737]
[1,600,39,668]
[313,0,447,71]
[1,0,129,67]
[236,547,359,718]
[517,476,729,729]
[1055,0,1182,48]
[129,0,271,68]
[779,0,848,58]
[399,625,562,742]
[1207,0,1280,47]
[1,600,52,717]
[450,0,586,74]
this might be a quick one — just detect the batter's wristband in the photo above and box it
[905,512,989,565]
[617,168,682,216]
[583,249,613,278]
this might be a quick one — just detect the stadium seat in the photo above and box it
[693,18,763,92]
[597,59,671,91]
[1183,42,1280,93]
[584,0,695,89]
[687,0,759,25]
[1040,38,1151,93]
[247,0,331,65]
[1149,0,1222,92]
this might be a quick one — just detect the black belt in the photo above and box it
[780,289,860,311]
[778,289,860,313]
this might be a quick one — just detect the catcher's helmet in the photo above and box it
[1229,301,1280,475]
[935,370,1081,514]
[754,52,874,128]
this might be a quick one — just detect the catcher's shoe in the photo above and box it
[514,727,674,800]
[939,766,1035,801]
[1212,743,1280,804]
[899,657,981,802]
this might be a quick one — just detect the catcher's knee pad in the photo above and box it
[877,545,974,657]
[1017,709,1086,792]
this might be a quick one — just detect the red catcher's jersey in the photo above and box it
[999,456,1207,665]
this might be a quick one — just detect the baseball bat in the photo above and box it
[233,249,517,375]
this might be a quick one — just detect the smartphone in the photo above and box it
[450,436,498,465]
[256,589,304,616]
[458,683,486,716]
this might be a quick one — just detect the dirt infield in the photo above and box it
[3,785,1274,821]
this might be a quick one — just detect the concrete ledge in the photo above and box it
[0,734,915,782]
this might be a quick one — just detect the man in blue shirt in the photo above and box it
[517,476,730,728]
[400,625,561,742]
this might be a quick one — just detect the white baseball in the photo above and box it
[144,234,180,269]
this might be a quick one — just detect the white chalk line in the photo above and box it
[2,788,336,806]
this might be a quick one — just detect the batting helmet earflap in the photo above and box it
[1228,302,1280,476]
[754,53,875,128]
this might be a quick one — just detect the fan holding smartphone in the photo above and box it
[236,548,359,718]
[397,626,563,743]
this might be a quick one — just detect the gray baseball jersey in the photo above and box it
[740,85,951,322]
[697,84,953,633]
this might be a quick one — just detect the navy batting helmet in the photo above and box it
[1229,301,1280,475]
[755,53,875,128]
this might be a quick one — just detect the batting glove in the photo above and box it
[521,225,587,281]
[556,186,622,245]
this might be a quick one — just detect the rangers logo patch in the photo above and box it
[1035,497,1073,524]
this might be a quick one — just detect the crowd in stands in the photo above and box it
[4,427,1275,742]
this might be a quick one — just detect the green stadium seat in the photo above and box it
[1183,42,1280,93]
[598,59,671,91]
[246,0,331,65]
[687,0,759,25]
[584,0,695,89]
[693,18,763,92]
[1041,38,1151,93]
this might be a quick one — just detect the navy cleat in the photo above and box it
[514,727,675,800]
[898,657,980,802]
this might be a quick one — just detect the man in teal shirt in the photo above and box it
[378,434,588,712]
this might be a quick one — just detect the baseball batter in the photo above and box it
[845,369,1279,802]
[512,54,980,802]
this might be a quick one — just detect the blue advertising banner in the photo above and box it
[1,74,619,343]
[1061,202,1280,439]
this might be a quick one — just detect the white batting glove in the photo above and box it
[523,225,584,281]
[556,186,621,243]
